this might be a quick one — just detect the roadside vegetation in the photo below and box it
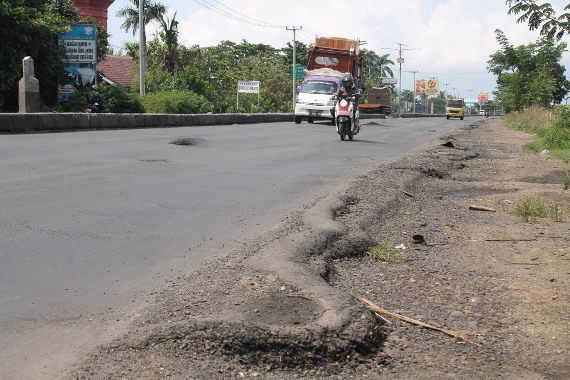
[504,105,570,163]
[365,236,406,263]
[514,198,568,222]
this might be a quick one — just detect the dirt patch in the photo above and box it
[71,119,570,379]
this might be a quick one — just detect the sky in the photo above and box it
[106,0,570,102]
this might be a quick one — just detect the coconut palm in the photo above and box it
[158,12,180,74]
[362,50,395,88]
[116,0,166,72]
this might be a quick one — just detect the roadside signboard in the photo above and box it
[416,79,439,95]
[237,80,260,93]
[237,80,260,109]
[57,25,97,102]
[290,65,306,79]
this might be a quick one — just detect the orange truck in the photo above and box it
[305,37,391,116]
[306,37,364,77]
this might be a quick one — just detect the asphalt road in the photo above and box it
[0,117,466,378]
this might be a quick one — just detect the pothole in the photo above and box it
[169,137,206,146]
[138,159,169,163]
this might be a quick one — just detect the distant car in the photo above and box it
[479,110,486,115]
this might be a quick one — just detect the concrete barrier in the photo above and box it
[0,112,419,134]
[0,112,296,134]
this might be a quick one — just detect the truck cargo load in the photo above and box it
[306,37,364,78]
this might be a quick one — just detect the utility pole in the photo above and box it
[411,70,417,113]
[139,0,145,95]
[444,83,450,99]
[468,89,473,114]
[286,26,301,112]
[396,43,405,115]
[395,43,420,115]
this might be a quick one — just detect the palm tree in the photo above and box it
[116,0,166,72]
[158,12,180,74]
[362,50,395,88]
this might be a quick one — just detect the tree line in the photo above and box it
[0,0,568,113]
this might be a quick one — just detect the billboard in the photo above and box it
[478,93,489,104]
[415,79,439,95]
[57,25,97,102]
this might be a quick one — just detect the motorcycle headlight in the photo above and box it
[326,100,336,106]
[340,99,348,108]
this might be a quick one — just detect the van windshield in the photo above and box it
[301,81,338,94]
[447,100,464,107]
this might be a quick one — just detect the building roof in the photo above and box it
[97,55,137,87]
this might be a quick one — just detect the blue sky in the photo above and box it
[106,0,570,101]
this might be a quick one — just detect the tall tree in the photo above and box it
[506,0,570,40]
[116,0,166,72]
[362,50,394,88]
[157,12,180,74]
[282,41,308,66]
[487,29,569,111]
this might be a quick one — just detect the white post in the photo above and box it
[139,0,145,95]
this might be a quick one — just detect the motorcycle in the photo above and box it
[333,92,360,141]
[85,102,103,113]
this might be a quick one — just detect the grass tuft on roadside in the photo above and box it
[514,198,567,222]
[366,236,406,263]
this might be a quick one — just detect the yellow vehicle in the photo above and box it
[445,98,466,120]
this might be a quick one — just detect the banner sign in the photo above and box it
[237,81,260,94]
[415,79,439,95]
[57,25,97,102]
[478,92,489,104]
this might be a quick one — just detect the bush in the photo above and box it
[503,106,552,135]
[101,85,144,113]
[543,105,570,150]
[53,84,144,113]
[140,91,214,114]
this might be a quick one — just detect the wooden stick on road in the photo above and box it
[356,296,478,345]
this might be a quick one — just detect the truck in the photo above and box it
[445,98,466,120]
[358,88,392,115]
[294,37,364,124]
[306,37,364,77]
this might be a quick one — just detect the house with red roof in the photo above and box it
[97,56,137,88]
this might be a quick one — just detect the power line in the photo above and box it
[193,0,285,28]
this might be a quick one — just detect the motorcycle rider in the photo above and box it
[86,84,103,112]
[335,74,361,132]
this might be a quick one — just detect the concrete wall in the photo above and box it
[0,113,294,134]
[0,112,427,134]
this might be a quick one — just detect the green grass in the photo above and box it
[505,106,570,164]
[514,198,567,222]
[366,236,406,263]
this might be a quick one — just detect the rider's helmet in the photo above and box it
[341,74,353,90]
